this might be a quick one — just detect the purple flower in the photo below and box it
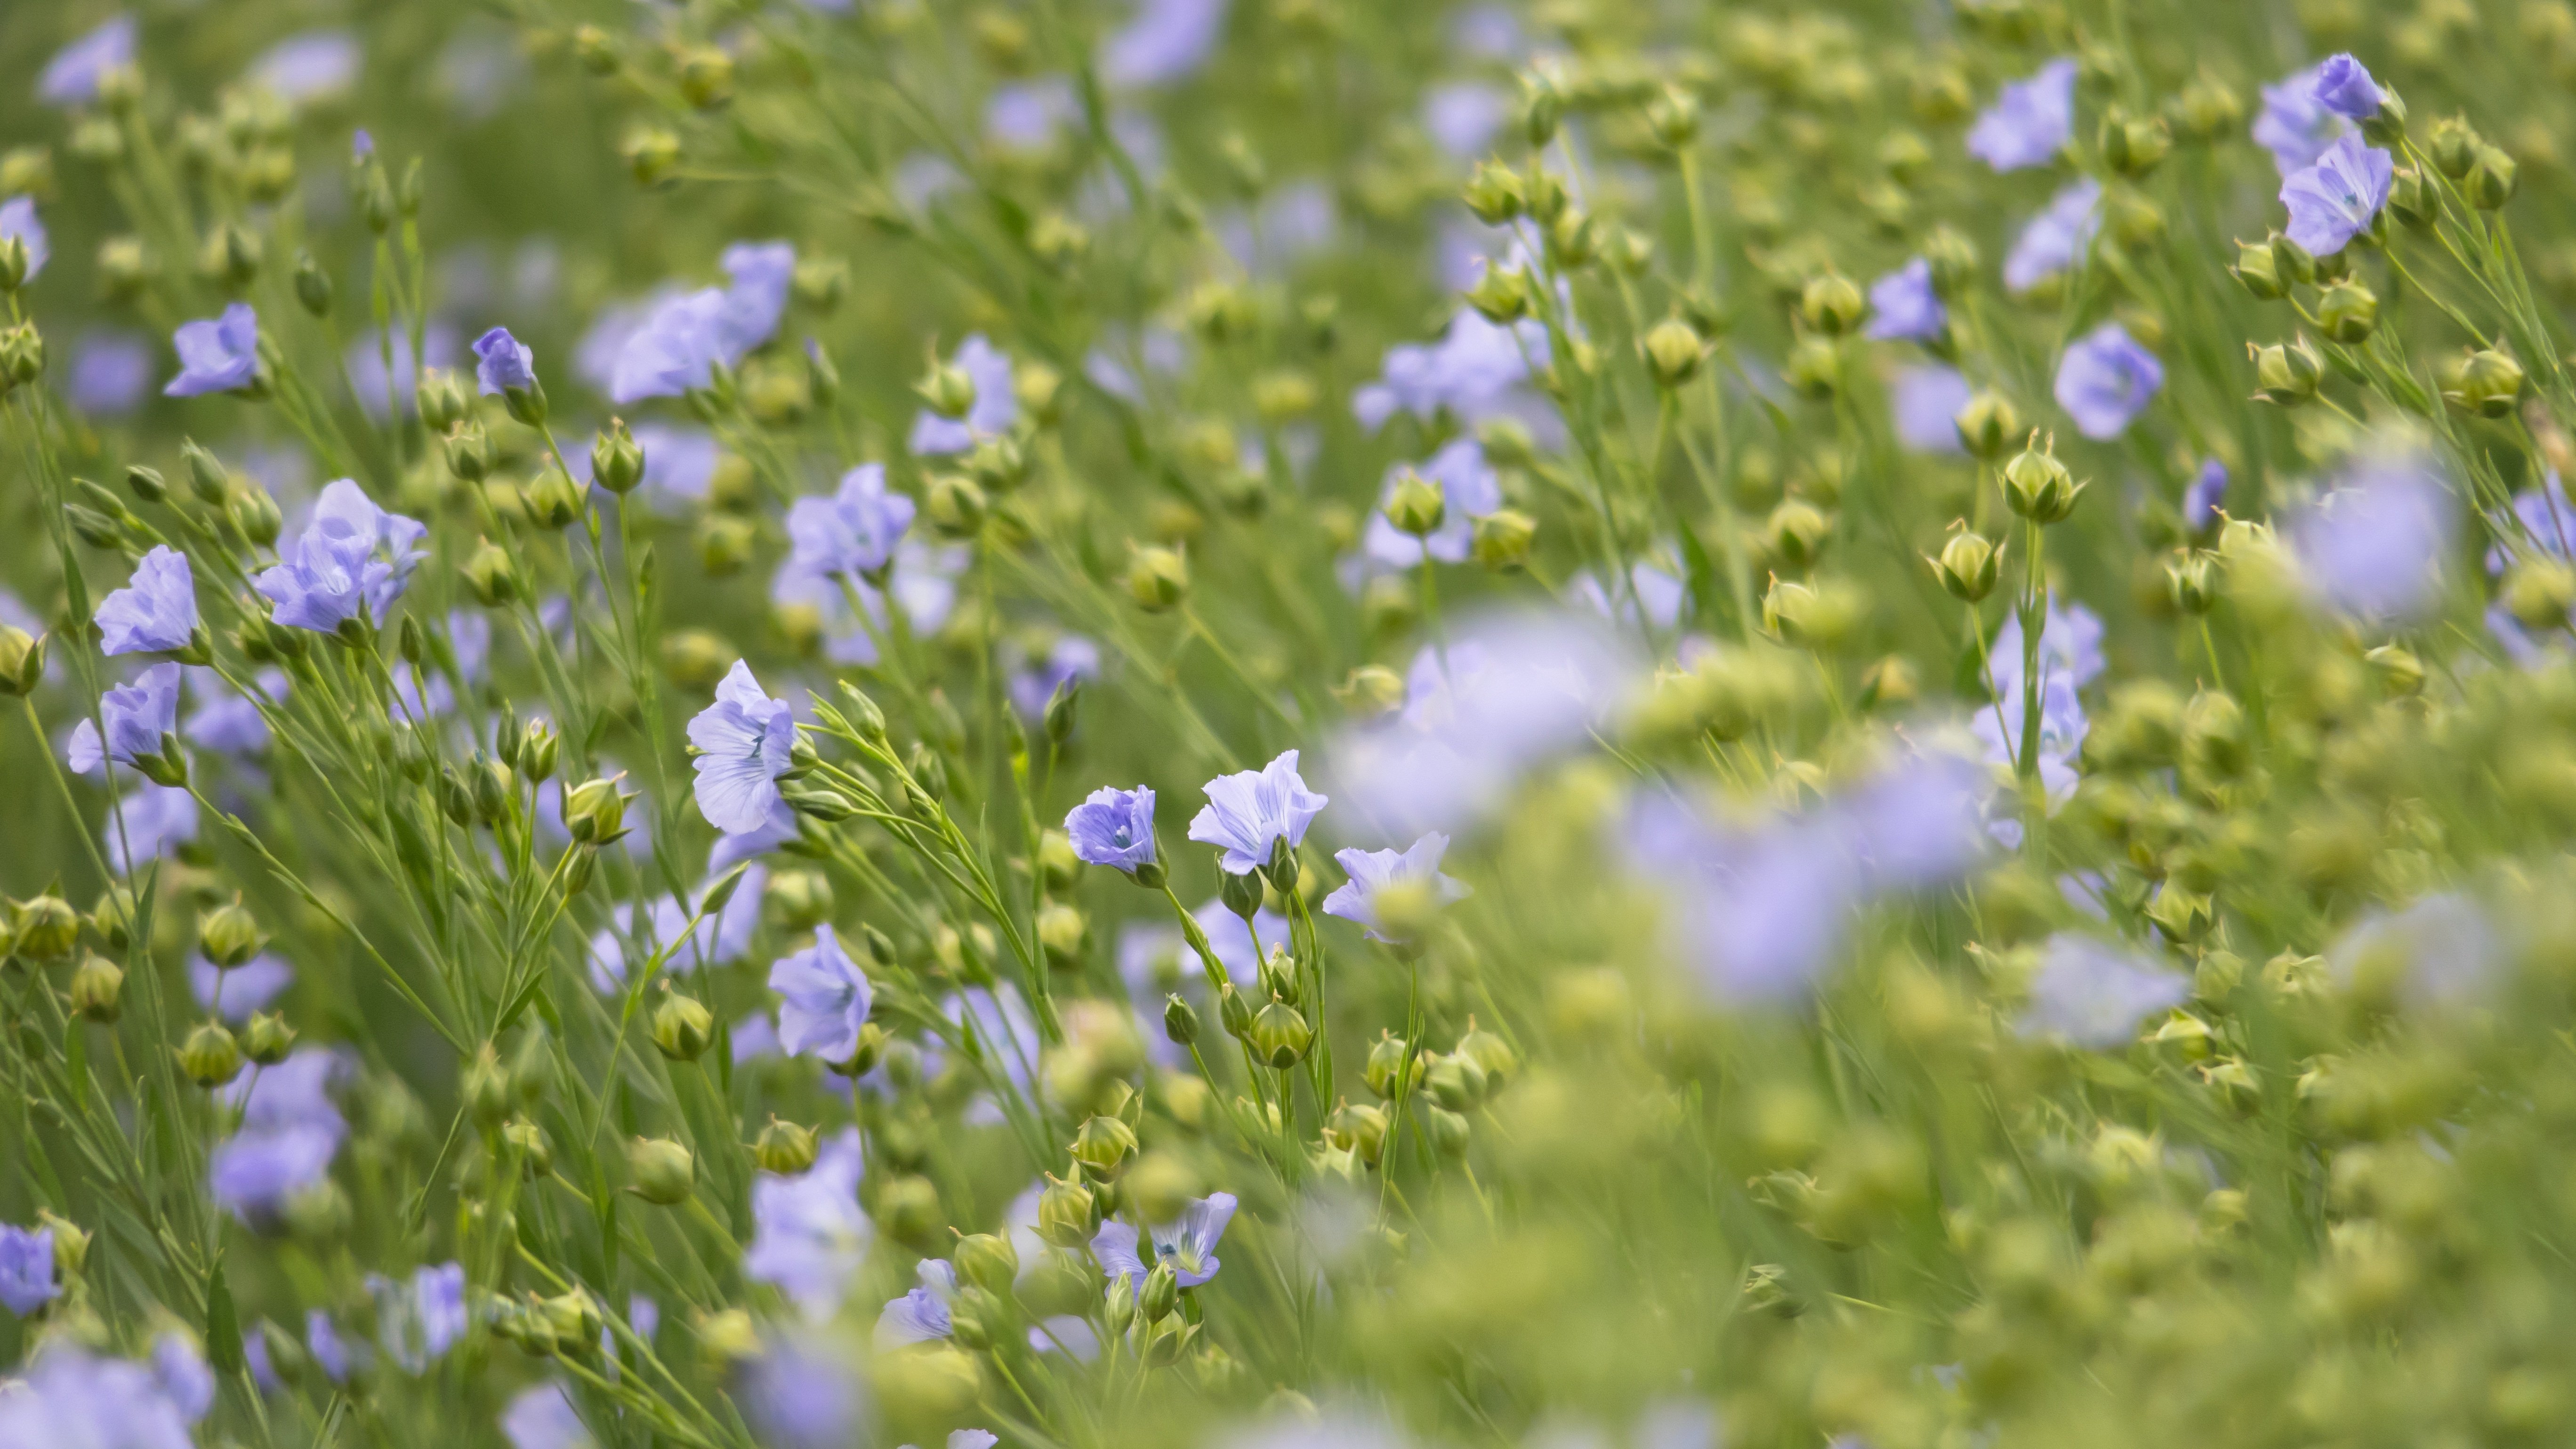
[705,799,791,873]
[2280,133,2392,257]
[97,546,197,656]
[2053,322,2162,439]
[717,242,796,354]
[1101,0,1229,87]
[689,660,797,835]
[1091,1191,1238,1290]
[151,1334,215,1425]
[1007,635,1101,721]
[744,1336,866,1449]
[193,951,294,1022]
[0,196,49,284]
[1353,309,1549,434]
[256,480,427,631]
[252,31,362,105]
[307,1311,358,1382]
[2184,460,2228,532]
[69,329,153,415]
[771,540,965,668]
[1424,81,1510,161]
[1191,900,1284,985]
[985,79,1077,148]
[1189,751,1328,874]
[747,1129,871,1320]
[0,1225,56,1314]
[502,1383,589,1449]
[1966,57,2076,172]
[2289,449,2455,620]
[1830,752,1990,891]
[2330,892,2503,1006]
[372,1262,467,1375]
[223,1046,350,1137]
[472,325,537,395]
[1569,557,1689,634]
[2253,64,2346,176]
[771,927,874,1063]
[1973,671,2089,807]
[907,335,1016,456]
[1624,795,1859,1002]
[1988,595,2107,696]
[586,867,770,991]
[1864,258,1945,343]
[1322,833,1467,942]
[2003,178,2101,294]
[165,303,260,397]
[352,129,374,161]
[2312,53,2385,122]
[68,661,181,776]
[787,464,916,580]
[875,1258,958,1345]
[188,666,285,756]
[609,290,731,402]
[106,784,196,874]
[1361,438,1504,569]
[0,1347,195,1449]
[2019,934,2189,1047]
[1066,786,1158,876]
[1890,366,1974,454]
[209,1124,337,1220]
[40,17,136,107]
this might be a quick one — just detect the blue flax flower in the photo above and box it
[689,660,797,835]
[743,1335,865,1449]
[1891,367,1973,454]
[2053,322,2163,439]
[1189,750,1328,875]
[876,1258,960,1345]
[307,1311,359,1383]
[2280,134,2392,257]
[1007,634,1101,721]
[1066,786,1159,877]
[2018,934,2189,1048]
[1091,1191,1239,1290]
[208,1119,335,1220]
[787,464,916,580]
[1101,0,1230,88]
[2003,178,2101,294]
[372,1262,467,1375]
[0,1224,56,1315]
[714,242,796,358]
[0,1346,195,1449]
[1966,57,2076,172]
[2312,53,2386,122]
[2289,449,2455,620]
[96,546,196,656]
[2184,460,2229,532]
[2329,891,2503,1007]
[151,1333,214,1425]
[165,303,260,397]
[0,196,48,283]
[472,325,537,395]
[254,480,427,631]
[39,16,137,107]
[68,661,180,775]
[1863,258,1946,343]
[1361,438,1504,569]
[501,1382,589,1449]
[747,1129,871,1321]
[1323,833,1468,942]
[771,927,875,1064]
[70,329,153,416]
[908,335,1018,456]
[2253,63,2345,175]
[253,31,361,105]
[186,666,284,756]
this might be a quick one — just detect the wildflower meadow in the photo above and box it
[2,1,2575,1447]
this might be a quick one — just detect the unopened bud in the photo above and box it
[627,1137,695,1204]
[179,1021,244,1088]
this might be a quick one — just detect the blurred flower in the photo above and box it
[1966,57,2076,171]
[0,196,48,284]
[1570,557,1689,634]
[689,660,797,835]
[253,31,362,105]
[0,1225,55,1315]
[875,1258,958,1345]
[2253,63,2346,175]
[209,1122,337,1221]
[345,322,462,420]
[1890,366,1973,454]
[436,30,531,122]
[97,546,196,656]
[307,1312,358,1383]
[149,1334,213,1425]
[787,464,915,580]
[1864,258,1945,343]
[1190,750,1328,874]
[106,784,196,874]
[771,927,874,1063]
[585,865,769,991]
[69,329,154,415]
[372,1262,468,1375]
[165,304,260,397]
[2288,449,2455,620]
[743,1335,865,1449]
[747,1129,871,1320]
[2281,134,2391,256]
[1101,0,1229,88]
[1216,180,1340,279]
[0,1347,194,1449]
[1006,634,1101,721]
[1092,1191,1239,1289]
[1988,596,2106,696]
[908,335,1016,456]
[501,1382,592,1449]
[192,951,294,1022]
[1361,438,1503,569]
[1972,671,2088,806]
[608,243,794,403]
[1353,309,1548,433]
[716,242,795,357]
[2053,322,2163,439]
[2019,934,2189,1047]
[1220,1403,1412,1449]
[1323,833,1467,942]
[2312,53,2385,121]
[986,78,1078,148]
[39,16,137,106]
[2330,891,2504,1006]
[1625,794,1862,1003]
[771,540,964,668]
[2184,459,2229,531]
[68,661,180,775]
[2003,178,2101,294]
[1067,786,1159,877]
[472,325,537,395]
[1424,81,1511,161]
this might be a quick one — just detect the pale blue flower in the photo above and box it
[1091,1191,1238,1289]
[609,289,731,402]
[688,660,797,835]
[1189,750,1328,874]
[209,1123,336,1220]
[193,951,294,1022]
[2280,133,2392,257]
[373,1261,467,1374]
[2330,892,2504,1006]
[1353,309,1548,434]
[744,1335,866,1449]
[771,927,874,1063]
[2289,450,2455,620]
[1362,438,1505,569]
[0,1225,55,1315]
[1007,634,1101,721]
[1101,0,1229,87]
[40,16,137,107]
[1864,258,1945,343]
[1966,58,2076,171]
[165,304,260,397]
[715,241,796,359]
[69,329,153,415]
[0,196,49,284]
[150,1334,214,1425]
[1066,786,1158,876]
[787,464,915,580]
[875,1258,958,1345]
[0,1347,194,1449]
[2312,53,2385,122]
[1323,833,1467,942]
[1424,81,1510,161]
[2019,934,2189,1047]
[907,335,1016,456]
[96,547,196,656]
[2003,178,2101,294]
[747,1129,871,1321]
[502,1382,592,1449]
[472,325,537,395]
[67,661,181,775]
[2184,460,2229,532]
[252,31,362,105]
[106,784,196,874]
[2253,63,2346,175]
[2053,322,2162,439]
[1891,366,1973,454]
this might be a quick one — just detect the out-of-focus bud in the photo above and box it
[70,954,124,1023]
[573,24,619,73]
[2251,337,2324,405]
[1462,161,1525,225]
[957,1232,1019,1295]
[2171,73,2244,140]
[1764,499,1833,570]
[2387,166,2434,229]
[524,466,586,531]
[1642,318,1706,387]
[39,1213,88,1277]
[1464,263,1532,323]
[697,514,755,578]
[2365,643,2425,695]
[1163,993,1200,1045]
[1037,1175,1098,1248]
[1800,274,1866,335]
[622,125,681,186]
[2504,557,2576,628]
[1521,71,1564,147]
[1472,508,1536,571]
[1127,545,1189,612]
[292,250,332,317]
[2442,348,2525,417]
[2317,280,2379,343]
[1545,206,1597,270]
[443,419,493,484]
[1038,900,1087,971]
[591,419,644,495]
[652,990,715,1062]
[1384,469,1445,537]
[1071,1114,1139,1182]
[2230,238,2285,300]
[1426,1051,1490,1111]
[2466,145,2520,208]
[1931,530,2003,602]
[2432,114,2480,177]
[916,348,976,418]
[676,46,735,108]
[199,223,262,289]
[754,1118,819,1175]
[2166,551,2220,614]
[925,473,987,539]
[179,1021,245,1088]
[1646,84,1701,148]
[461,537,519,607]
[627,1137,696,1205]
[1365,1032,1421,1099]
[2099,107,2172,176]
[15,894,80,960]
[2269,232,2318,286]
[243,1012,297,1065]
[199,899,265,967]
[1785,335,1840,398]
[503,1117,553,1177]
[0,627,41,698]
[2002,435,2083,523]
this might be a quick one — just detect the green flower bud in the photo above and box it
[2387,166,2434,229]
[2431,114,2480,178]
[2317,280,2379,343]
[1127,546,1189,612]
[2442,348,2525,417]
[1464,263,1533,323]
[917,349,977,419]
[2504,557,2576,628]
[591,419,644,494]
[70,953,123,1023]
[1642,318,1707,388]
[2166,550,2220,615]
[754,1118,819,1175]
[621,125,681,186]
[830,1022,887,1079]
[652,990,715,1062]
[2230,239,2285,300]
[1455,1021,1519,1087]
[461,537,519,607]
[2268,232,2317,286]
[1163,993,1200,1045]
[200,222,262,289]
[1071,1114,1139,1182]
[1521,73,1564,148]
[1426,1105,1472,1158]
[2001,435,2084,523]
[1038,901,1087,971]
[1036,1175,1097,1248]
[2146,884,2216,943]
[925,473,987,539]
[243,1011,297,1065]
[1800,274,1866,336]
[1545,207,1597,270]
[627,1136,695,1205]
[0,627,40,699]
[2170,74,2244,141]
[1471,508,1537,571]
[676,46,735,108]
[227,484,282,549]
[1764,499,1834,570]
[443,419,492,483]
[180,1021,245,1088]
[1250,999,1313,1068]
[39,1212,88,1277]
[1929,530,2002,603]
[465,1043,515,1126]
[1463,161,1526,225]
[1425,1051,1490,1111]
[2250,337,2324,405]
[2099,107,2172,177]
[1140,1260,1180,1323]
[957,1232,1019,1295]
[2364,644,2425,696]
[523,466,586,531]
[1785,334,1841,398]
[505,1117,554,1177]
[1364,1033,1421,1099]
[194,899,261,968]
[293,250,333,318]
[1384,468,1446,537]
[2466,145,2520,208]
[14,894,79,960]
